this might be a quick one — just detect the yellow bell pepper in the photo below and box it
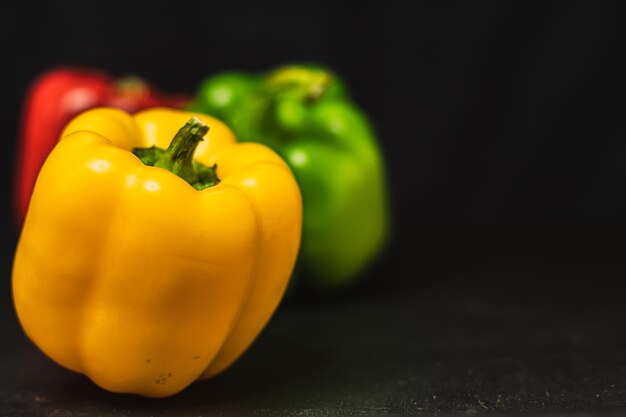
[12,107,302,397]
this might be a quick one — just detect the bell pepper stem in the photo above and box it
[305,73,332,102]
[132,117,220,190]
[264,67,332,103]
[157,117,208,183]
[115,76,148,96]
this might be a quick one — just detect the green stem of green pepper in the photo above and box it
[264,67,332,103]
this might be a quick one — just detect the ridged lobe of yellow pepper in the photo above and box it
[12,108,302,397]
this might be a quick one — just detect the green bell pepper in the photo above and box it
[188,65,389,289]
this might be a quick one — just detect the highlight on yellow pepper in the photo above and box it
[12,107,302,397]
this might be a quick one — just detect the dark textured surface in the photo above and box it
[3,227,626,416]
[4,1,626,415]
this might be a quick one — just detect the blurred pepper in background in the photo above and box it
[189,65,389,290]
[14,67,188,223]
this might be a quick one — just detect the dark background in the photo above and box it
[3,1,626,416]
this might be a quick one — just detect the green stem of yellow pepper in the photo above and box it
[132,117,220,190]
[157,117,208,182]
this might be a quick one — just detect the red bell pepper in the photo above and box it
[14,67,188,224]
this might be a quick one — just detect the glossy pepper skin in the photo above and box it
[189,65,389,288]
[14,67,188,224]
[12,108,302,397]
